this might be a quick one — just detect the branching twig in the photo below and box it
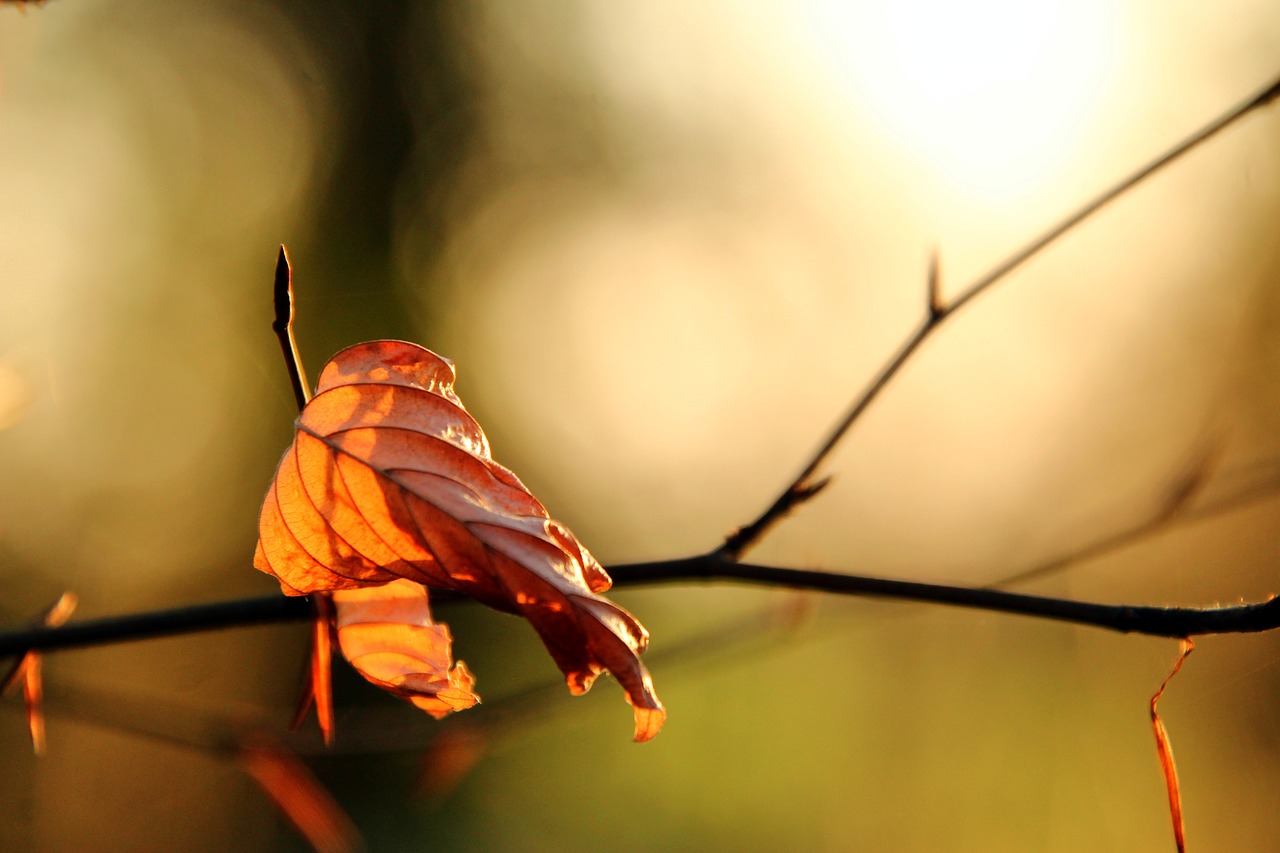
[719,69,1280,560]
[2,74,1280,674]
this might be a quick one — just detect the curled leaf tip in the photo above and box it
[632,704,667,743]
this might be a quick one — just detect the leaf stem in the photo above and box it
[1150,639,1194,853]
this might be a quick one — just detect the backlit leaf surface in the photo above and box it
[332,580,478,719]
[255,341,663,741]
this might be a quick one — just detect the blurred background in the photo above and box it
[2,1,1279,850]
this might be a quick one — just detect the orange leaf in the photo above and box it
[2,592,77,754]
[1151,638,1194,853]
[238,736,362,853]
[290,595,337,746]
[256,341,664,741]
[332,579,478,719]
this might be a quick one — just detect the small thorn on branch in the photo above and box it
[793,475,833,502]
[926,249,946,320]
[718,476,833,561]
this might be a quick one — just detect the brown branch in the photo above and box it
[3,544,1278,659]
[719,69,1280,560]
[607,555,1280,638]
[3,459,1279,658]
[0,595,312,657]
[5,75,1280,689]
[5,455,1274,657]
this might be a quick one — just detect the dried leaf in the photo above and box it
[291,595,336,746]
[333,579,479,718]
[1151,638,1194,853]
[21,654,46,754]
[239,736,363,853]
[256,341,663,741]
[2,592,77,754]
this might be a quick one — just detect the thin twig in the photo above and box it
[719,70,1280,560]
[718,312,929,560]
[273,245,312,411]
[3,75,1280,669]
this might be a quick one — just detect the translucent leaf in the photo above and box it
[256,341,663,740]
[332,580,478,719]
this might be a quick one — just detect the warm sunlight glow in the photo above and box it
[803,0,1117,200]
